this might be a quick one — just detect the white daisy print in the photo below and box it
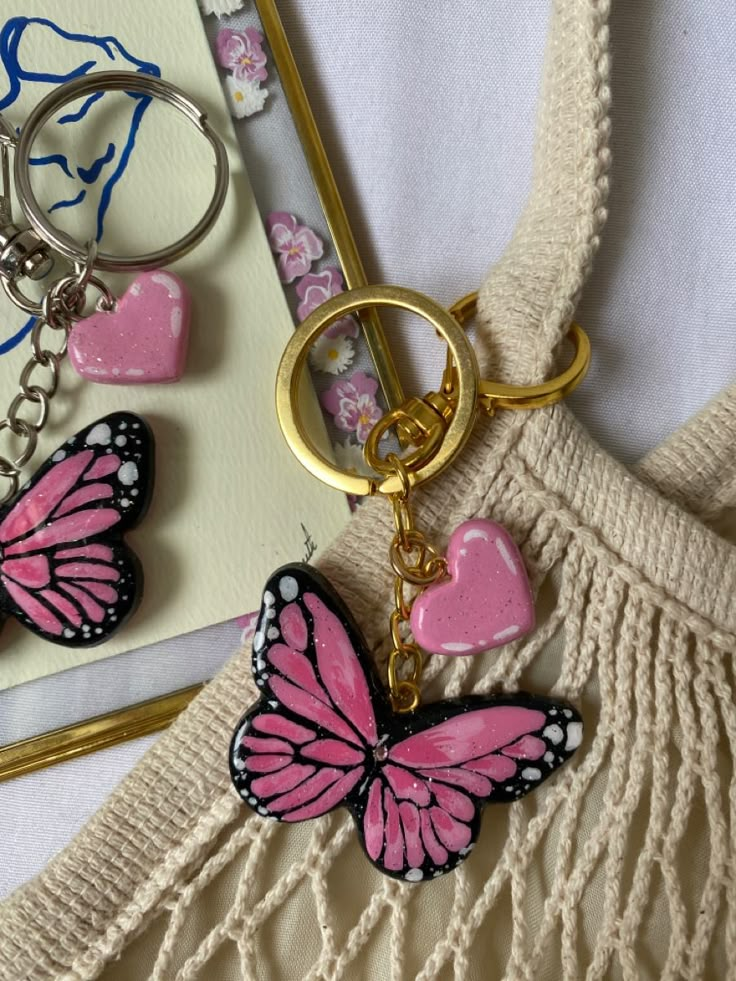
[309,334,355,375]
[332,438,372,476]
[224,76,269,118]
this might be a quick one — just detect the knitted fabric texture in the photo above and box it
[3,0,735,978]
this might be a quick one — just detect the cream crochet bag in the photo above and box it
[2,0,736,977]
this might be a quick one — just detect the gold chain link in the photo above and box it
[384,453,446,713]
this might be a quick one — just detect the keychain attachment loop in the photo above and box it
[445,292,591,413]
[276,285,480,497]
[13,71,229,273]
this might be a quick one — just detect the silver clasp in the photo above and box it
[0,115,53,283]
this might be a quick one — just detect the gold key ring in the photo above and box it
[276,285,591,498]
[276,285,480,496]
[445,292,591,413]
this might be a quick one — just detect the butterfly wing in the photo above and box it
[356,695,582,881]
[0,412,154,646]
[230,563,388,821]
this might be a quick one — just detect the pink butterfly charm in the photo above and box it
[230,565,583,882]
[0,412,153,647]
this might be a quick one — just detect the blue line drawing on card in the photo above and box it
[0,16,160,355]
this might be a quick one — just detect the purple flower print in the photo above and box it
[266,212,324,284]
[216,28,268,83]
[295,267,358,338]
[321,372,383,443]
[236,610,259,644]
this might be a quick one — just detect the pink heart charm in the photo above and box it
[69,271,190,384]
[410,518,535,656]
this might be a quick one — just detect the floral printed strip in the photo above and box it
[217,28,268,82]
[310,334,355,375]
[236,610,259,644]
[266,212,324,284]
[332,437,373,476]
[224,76,268,118]
[321,371,382,443]
[296,267,358,338]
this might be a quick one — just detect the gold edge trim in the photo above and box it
[254,0,405,413]
[0,683,204,782]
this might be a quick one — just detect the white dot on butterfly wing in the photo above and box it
[52,450,66,462]
[115,435,127,447]
[279,576,299,601]
[86,423,112,446]
[565,722,583,751]
[544,751,554,764]
[118,461,139,486]
[405,868,423,882]
[521,767,542,781]
[563,709,573,719]
[253,631,265,651]
[543,724,564,745]
[267,627,279,640]
[63,628,75,639]
[263,590,275,607]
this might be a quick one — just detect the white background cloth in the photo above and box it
[2,0,735,900]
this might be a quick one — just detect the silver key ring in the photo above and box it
[14,71,229,273]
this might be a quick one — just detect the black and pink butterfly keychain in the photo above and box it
[230,285,592,881]
[0,72,229,648]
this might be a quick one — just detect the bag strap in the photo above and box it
[476,1,611,386]
[636,383,736,521]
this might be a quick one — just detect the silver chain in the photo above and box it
[0,263,115,505]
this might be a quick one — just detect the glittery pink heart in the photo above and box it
[68,271,190,384]
[410,518,535,656]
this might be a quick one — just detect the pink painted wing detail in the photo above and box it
[303,592,377,745]
[0,414,152,643]
[388,706,546,767]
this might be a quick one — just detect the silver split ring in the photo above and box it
[14,71,229,273]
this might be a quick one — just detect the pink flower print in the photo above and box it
[236,610,259,644]
[321,372,378,414]
[295,267,358,338]
[321,372,383,443]
[266,212,324,283]
[216,28,268,83]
